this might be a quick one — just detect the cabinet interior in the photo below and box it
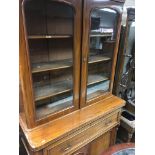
[87,8,118,101]
[23,0,119,120]
[24,0,75,119]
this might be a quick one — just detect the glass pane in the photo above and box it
[23,0,74,119]
[87,8,118,101]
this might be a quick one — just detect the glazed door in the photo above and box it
[80,0,123,107]
[21,0,82,126]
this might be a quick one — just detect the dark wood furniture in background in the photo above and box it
[113,7,135,143]
[19,0,126,154]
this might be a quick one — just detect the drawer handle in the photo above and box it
[62,143,72,152]
[105,119,112,126]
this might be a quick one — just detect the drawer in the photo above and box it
[44,111,120,155]
[71,145,89,155]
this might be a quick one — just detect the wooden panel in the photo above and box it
[20,137,43,155]
[43,110,119,155]
[46,1,74,35]
[88,62,112,75]
[19,95,125,151]
[23,0,46,35]
[20,0,36,128]
[89,131,111,155]
[19,83,24,113]
[28,39,49,64]
[48,38,73,61]
[109,127,117,146]
[47,18,73,35]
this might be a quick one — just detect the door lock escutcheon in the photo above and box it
[83,57,87,63]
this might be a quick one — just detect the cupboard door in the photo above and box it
[21,0,82,125]
[81,0,123,107]
[89,131,111,155]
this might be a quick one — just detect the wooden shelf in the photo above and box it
[34,74,108,101]
[104,40,116,43]
[28,35,72,39]
[35,75,109,118]
[34,80,72,101]
[32,55,110,74]
[32,59,72,73]
[90,33,112,37]
[89,55,111,64]
[36,97,73,119]
[50,16,73,19]
[88,74,109,86]
[87,80,110,100]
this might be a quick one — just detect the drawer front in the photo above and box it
[71,145,89,155]
[44,111,120,155]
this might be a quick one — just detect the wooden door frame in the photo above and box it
[19,0,82,128]
[80,0,124,108]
